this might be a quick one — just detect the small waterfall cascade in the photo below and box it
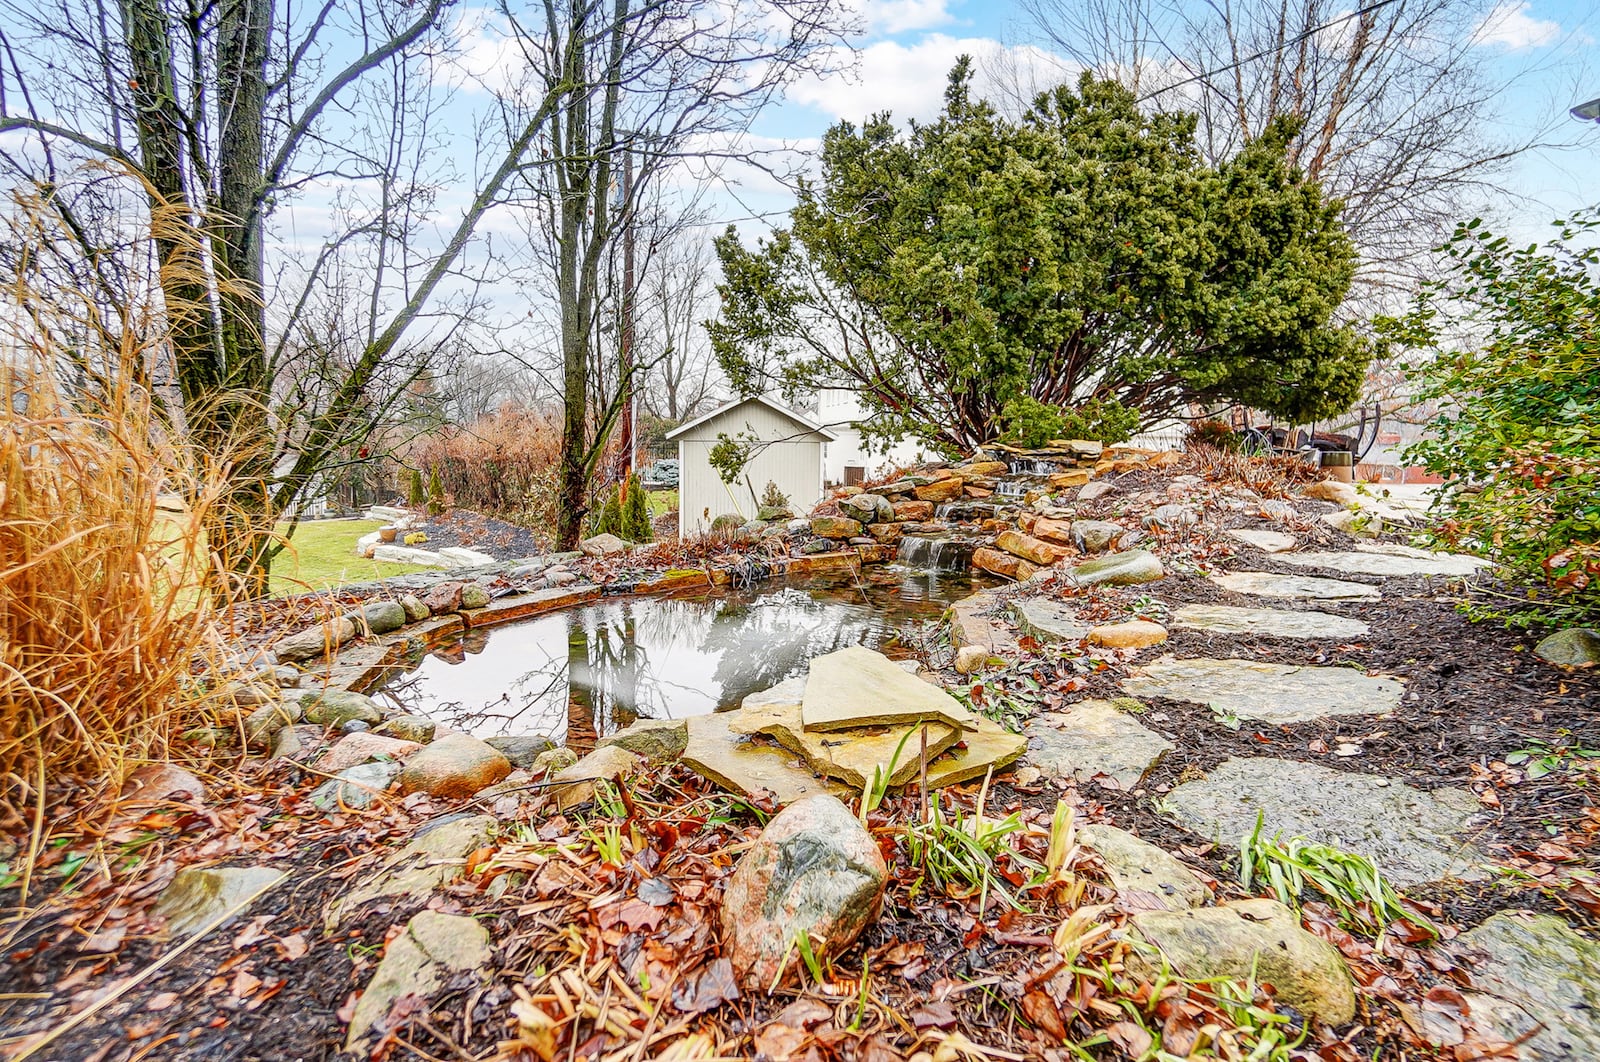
[896,535,976,572]
[994,479,1027,498]
[1007,458,1061,475]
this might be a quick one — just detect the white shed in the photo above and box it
[669,395,836,538]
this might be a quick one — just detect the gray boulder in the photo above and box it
[1065,549,1164,587]
[1534,628,1600,668]
[720,794,887,988]
[488,734,558,768]
[273,616,357,663]
[359,600,407,635]
[301,689,383,729]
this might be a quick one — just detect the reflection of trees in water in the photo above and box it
[700,589,882,703]
[407,574,987,744]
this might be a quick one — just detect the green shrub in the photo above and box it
[1187,419,1238,451]
[407,467,425,507]
[621,472,653,543]
[998,395,1139,448]
[426,465,445,517]
[1392,215,1600,624]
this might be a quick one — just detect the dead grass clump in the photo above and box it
[410,407,563,529]
[1,197,235,890]
[1182,443,1325,499]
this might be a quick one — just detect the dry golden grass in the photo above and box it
[1,182,246,896]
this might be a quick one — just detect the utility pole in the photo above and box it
[617,145,637,477]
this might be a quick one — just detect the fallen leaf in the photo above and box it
[1104,1020,1153,1057]
[276,933,309,960]
[1021,990,1066,1040]
[910,1001,958,1029]
[147,992,180,1011]
[673,958,739,1015]
[638,876,675,907]
[231,968,262,999]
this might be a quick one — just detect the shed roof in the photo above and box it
[665,394,838,441]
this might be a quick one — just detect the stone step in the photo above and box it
[1160,757,1488,887]
[1171,604,1369,641]
[1273,546,1487,579]
[1122,656,1403,723]
[1212,571,1379,600]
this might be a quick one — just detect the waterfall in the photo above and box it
[1007,458,1059,475]
[897,535,975,572]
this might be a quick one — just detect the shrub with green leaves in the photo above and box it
[1391,215,1600,624]
[999,395,1139,448]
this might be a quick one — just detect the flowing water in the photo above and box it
[377,566,997,744]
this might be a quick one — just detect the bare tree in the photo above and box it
[637,226,721,423]
[490,0,855,548]
[0,0,573,594]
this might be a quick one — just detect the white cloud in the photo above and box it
[1475,2,1563,50]
[788,35,1078,124]
[849,0,955,35]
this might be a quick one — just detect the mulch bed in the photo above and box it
[5,459,1599,1062]
[398,510,546,560]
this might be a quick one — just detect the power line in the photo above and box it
[1137,0,1406,103]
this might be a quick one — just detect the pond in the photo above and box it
[376,566,997,746]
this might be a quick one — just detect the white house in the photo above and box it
[668,395,837,538]
[815,387,930,487]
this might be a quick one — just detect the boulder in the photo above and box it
[156,866,286,937]
[1071,520,1123,553]
[314,732,422,774]
[309,761,401,811]
[1130,898,1356,1024]
[329,816,497,927]
[273,616,358,663]
[1457,911,1600,1061]
[359,600,407,635]
[1143,504,1199,530]
[1065,550,1164,587]
[243,700,303,750]
[800,538,839,555]
[1049,469,1093,489]
[1077,824,1206,911]
[1011,599,1090,644]
[399,594,430,622]
[720,795,888,988]
[1534,628,1600,668]
[996,529,1069,566]
[912,477,964,503]
[1304,479,1360,507]
[599,718,688,759]
[954,645,995,675]
[972,546,1021,580]
[344,912,493,1056]
[1029,516,1075,546]
[548,745,643,812]
[757,504,793,521]
[1087,620,1168,649]
[892,500,934,522]
[531,746,580,775]
[581,532,630,556]
[839,493,893,524]
[866,522,904,545]
[489,734,559,768]
[379,714,437,744]
[957,460,1009,477]
[460,583,491,609]
[1076,481,1115,502]
[809,516,863,539]
[397,734,512,799]
[301,690,383,729]
[423,581,466,614]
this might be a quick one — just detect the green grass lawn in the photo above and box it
[647,488,678,518]
[269,519,435,596]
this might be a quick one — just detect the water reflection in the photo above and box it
[378,568,994,746]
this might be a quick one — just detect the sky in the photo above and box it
[705,0,1600,240]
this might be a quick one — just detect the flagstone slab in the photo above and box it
[725,701,961,789]
[1212,571,1380,600]
[923,716,1027,788]
[1161,757,1487,886]
[682,712,843,804]
[801,646,974,733]
[1122,657,1402,723]
[1273,548,1487,579]
[1225,528,1298,553]
[1011,599,1091,644]
[1456,911,1600,1061]
[1171,604,1370,641]
[1024,699,1172,789]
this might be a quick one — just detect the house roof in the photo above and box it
[665,394,839,441]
